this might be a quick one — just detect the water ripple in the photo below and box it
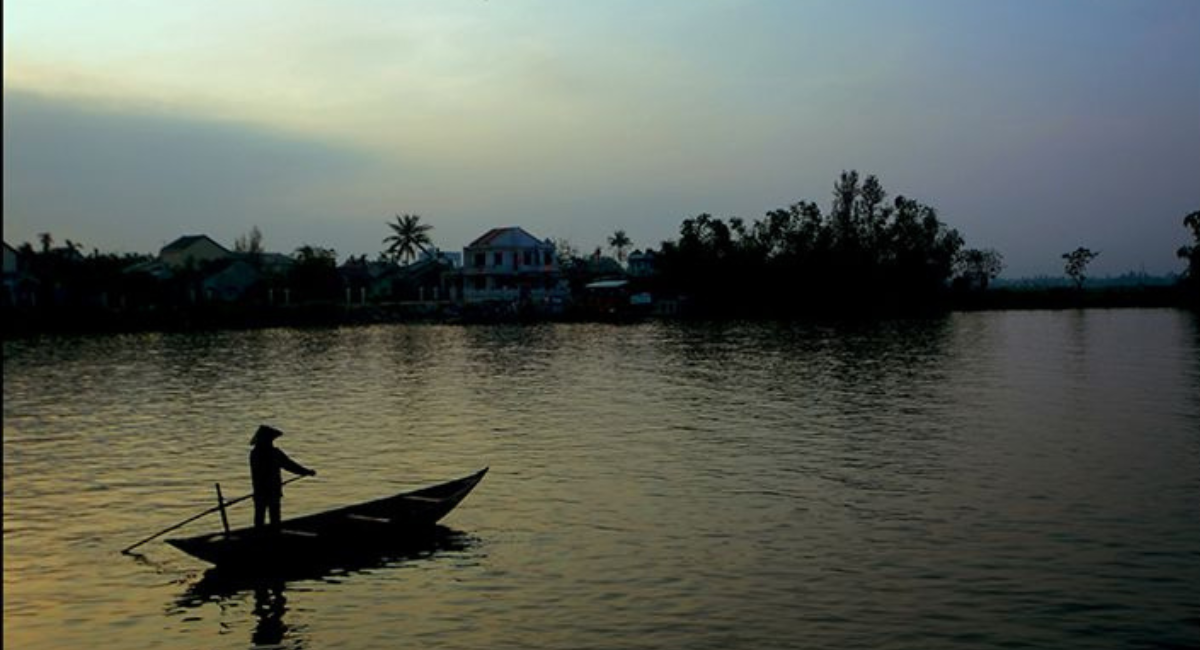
[4,311,1199,649]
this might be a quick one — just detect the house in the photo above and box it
[582,252,625,279]
[339,258,402,302]
[3,242,23,306]
[583,279,630,316]
[395,256,460,302]
[123,258,173,280]
[419,248,462,268]
[202,259,262,302]
[461,227,566,306]
[627,249,658,277]
[3,242,18,276]
[250,252,294,277]
[160,235,232,270]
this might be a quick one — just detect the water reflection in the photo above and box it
[462,324,561,376]
[171,526,473,649]
[7,313,1199,650]
[654,317,960,498]
[250,582,291,648]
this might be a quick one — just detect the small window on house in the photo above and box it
[523,251,532,266]
[493,252,503,267]
[474,253,485,268]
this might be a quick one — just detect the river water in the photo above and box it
[4,309,1198,649]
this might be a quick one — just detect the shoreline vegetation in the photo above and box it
[5,172,1197,337]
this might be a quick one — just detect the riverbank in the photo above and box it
[2,285,1193,338]
[951,284,1187,311]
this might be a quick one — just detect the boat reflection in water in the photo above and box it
[172,525,475,648]
[163,469,486,647]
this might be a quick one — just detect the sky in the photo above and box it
[4,0,1199,277]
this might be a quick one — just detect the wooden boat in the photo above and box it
[167,468,487,567]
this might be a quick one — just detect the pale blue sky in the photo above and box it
[4,0,1198,276]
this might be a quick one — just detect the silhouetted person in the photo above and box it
[249,425,316,530]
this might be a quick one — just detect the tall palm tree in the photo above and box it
[608,230,632,263]
[383,214,433,264]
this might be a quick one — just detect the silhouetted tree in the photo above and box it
[656,171,963,316]
[550,238,579,265]
[956,248,1005,290]
[830,170,861,252]
[1177,209,1200,302]
[290,245,340,302]
[38,233,53,253]
[859,174,890,250]
[1177,210,1200,277]
[383,214,432,264]
[608,230,632,263]
[235,226,264,255]
[1063,247,1099,290]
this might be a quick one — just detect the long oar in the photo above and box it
[121,475,309,555]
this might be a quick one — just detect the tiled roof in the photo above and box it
[161,235,227,253]
[466,227,547,249]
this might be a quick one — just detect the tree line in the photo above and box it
[651,171,967,316]
[6,175,1198,319]
[634,172,1199,315]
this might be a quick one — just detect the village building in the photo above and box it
[159,235,232,269]
[3,242,25,306]
[626,249,658,277]
[202,259,262,302]
[461,227,566,307]
[3,242,19,277]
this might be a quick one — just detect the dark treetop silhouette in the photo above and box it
[249,425,317,529]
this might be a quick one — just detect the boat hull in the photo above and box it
[166,468,487,567]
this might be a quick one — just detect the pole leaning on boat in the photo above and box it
[215,483,231,537]
[120,474,309,555]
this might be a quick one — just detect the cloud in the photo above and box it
[5,2,1198,273]
[3,89,374,254]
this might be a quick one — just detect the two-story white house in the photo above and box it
[461,227,566,305]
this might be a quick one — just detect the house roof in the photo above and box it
[161,234,229,254]
[253,252,294,271]
[123,259,173,279]
[466,226,550,249]
[203,259,260,287]
[585,280,629,290]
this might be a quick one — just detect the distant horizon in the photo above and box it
[5,1,1198,278]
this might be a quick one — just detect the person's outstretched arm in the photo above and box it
[275,449,317,476]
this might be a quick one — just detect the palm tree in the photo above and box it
[383,214,433,265]
[608,230,632,263]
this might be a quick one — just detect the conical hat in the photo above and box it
[250,424,284,445]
